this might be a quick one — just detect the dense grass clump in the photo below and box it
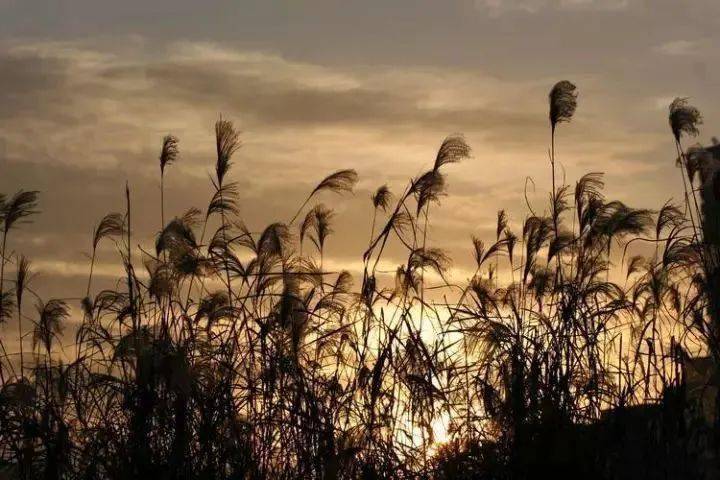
[0,84,717,479]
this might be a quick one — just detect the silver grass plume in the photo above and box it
[372,185,392,211]
[2,190,40,234]
[412,170,446,215]
[310,204,334,252]
[669,98,702,143]
[310,169,358,197]
[433,134,471,171]
[15,255,31,311]
[34,298,69,355]
[159,134,179,175]
[549,80,578,132]
[290,169,358,224]
[300,204,334,253]
[215,118,241,186]
[496,210,508,241]
[93,213,125,251]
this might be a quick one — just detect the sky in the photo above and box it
[1,0,719,310]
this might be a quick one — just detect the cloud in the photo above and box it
[558,0,631,10]
[655,40,698,56]
[474,0,546,15]
[0,38,690,307]
[474,0,632,16]
[0,40,547,173]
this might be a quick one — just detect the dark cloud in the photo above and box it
[0,28,716,307]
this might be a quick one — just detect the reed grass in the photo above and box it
[0,86,716,480]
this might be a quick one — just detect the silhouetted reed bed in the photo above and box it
[1,83,719,479]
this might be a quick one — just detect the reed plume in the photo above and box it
[159,134,179,229]
[15,255,31,373]
[549,80,578,132]
[669,97,702,143]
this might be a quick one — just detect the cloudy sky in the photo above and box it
[1,0,719,306]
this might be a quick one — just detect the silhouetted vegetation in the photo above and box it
[0,83,718,479]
